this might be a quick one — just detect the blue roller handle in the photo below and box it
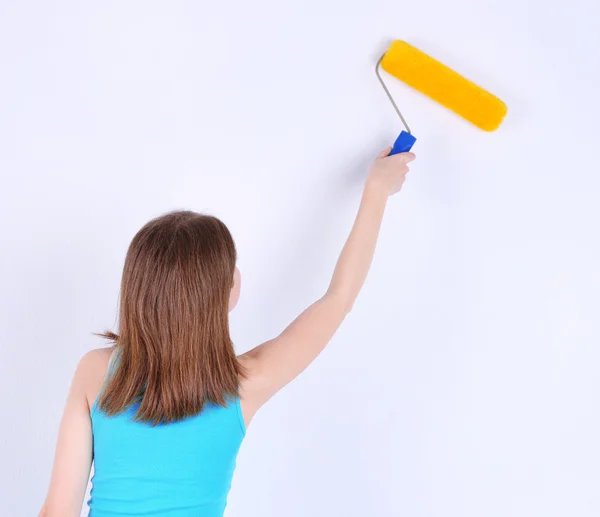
[390,130,416,155]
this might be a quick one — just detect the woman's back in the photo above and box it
[88,350,246,517]
[39,154,415,517]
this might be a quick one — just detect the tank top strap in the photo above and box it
[90,346,120,416]
[106,345,120,373]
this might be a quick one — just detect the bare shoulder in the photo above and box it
[75,346,115,411]
[237,349,269,425]
[237,350,261,390]
[237,339,283,396]
[77,346,114,377]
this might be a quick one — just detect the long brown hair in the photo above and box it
[98,211,245,425]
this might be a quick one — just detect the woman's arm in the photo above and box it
[39,352,100,517]
[240,148,415,421]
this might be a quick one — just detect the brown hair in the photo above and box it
[98,210,245,425]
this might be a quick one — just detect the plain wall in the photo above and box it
[1,1,599,516]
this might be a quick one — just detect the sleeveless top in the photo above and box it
[87,351,246,517]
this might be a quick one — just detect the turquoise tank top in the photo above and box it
[88,354,246,517]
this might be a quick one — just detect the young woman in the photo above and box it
[39,148,416,517]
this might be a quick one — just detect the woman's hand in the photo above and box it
[367,148,416,195]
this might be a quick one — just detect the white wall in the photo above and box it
[1,1,599,516]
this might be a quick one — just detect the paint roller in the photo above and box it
[376,40,508,154]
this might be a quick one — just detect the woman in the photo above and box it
[39,148,416,517]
